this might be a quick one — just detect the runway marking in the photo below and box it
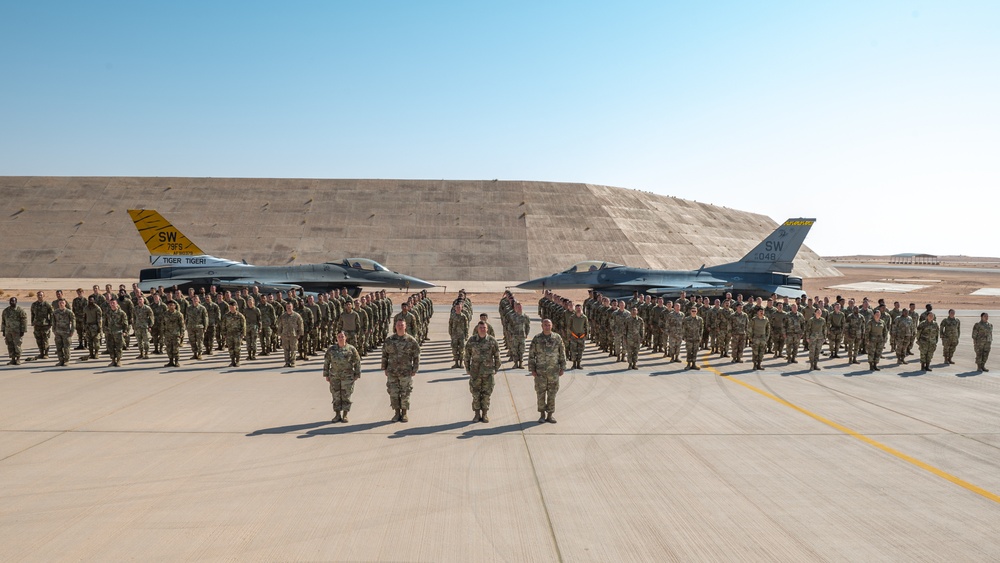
[701,360,1000,505]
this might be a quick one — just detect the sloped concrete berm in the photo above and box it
[0,177,838,281]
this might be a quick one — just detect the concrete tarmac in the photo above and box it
[2,306,999,561]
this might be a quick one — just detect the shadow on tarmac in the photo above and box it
[388,420,477,438]
[458,422,529,438]
[299,420,398,437]
[246,420,333,436]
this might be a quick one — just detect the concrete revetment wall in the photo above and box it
[0,177,839,281]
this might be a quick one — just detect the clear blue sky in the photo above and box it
[2,1,998,257]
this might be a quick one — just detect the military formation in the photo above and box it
[3,285,995,428]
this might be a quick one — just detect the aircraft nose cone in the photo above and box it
[516,277,548,290]
[401,275,435,290]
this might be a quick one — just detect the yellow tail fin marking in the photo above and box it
[127,210,204,256]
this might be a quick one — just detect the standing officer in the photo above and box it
[749,308,771,370]
[105,299,130,367]
[3,297,28,365]
[528,318,566,423]
[729,303,749,363]
[624,307,644,370]
[939,309,961,364]
[83,295,104,360]
[324,331,362,423]
[682,307,704,370]
[866,310,888,371]
[382,319,421,423]
[892,310,915,365]
[465,321,501,423]
[806,308,827,371]
[30,291,54,360]
[221,301,247,367]
[784,304,805,363]
[567,303,589,370]
[276,302,304,368]
[72,288,88,350]
[186,295,208,360]
[916,311,939,371]
[448,302,470,368]
[160,300,186,368]
[52,298,75,366]
[973,313,993,372]
[826,303,846,359]
[134,295,154,359]
[243,297,261,361]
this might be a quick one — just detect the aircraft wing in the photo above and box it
[213,279,304,293]
[755,284,808,299]
[646,281,731,297]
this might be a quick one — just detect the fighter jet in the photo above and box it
[517,218,816,299]
[128,210,434,296]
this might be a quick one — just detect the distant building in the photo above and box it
[890,253,939,265]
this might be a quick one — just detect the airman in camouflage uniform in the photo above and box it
[204,294,220,355]
[844,305,864,365]
[666,302,684,362]
[729,303,749,363]
[826,303,846,359]
[865,310,888,371]
[916,312,939,371]
[52,299,75,366]
[624,308,644,370]
[382,319,421,423]
[465,322,501,422]
[324,331,362,423]
[770,303,787,359]
[784,304,805,363]
[133,296,154,359]
[749,308,771,370]
[83,296,104,360]
[185,295,208,360]
[160,300,186,368]
[3,297,28,365]
[276,302,304,367]
[682,307,704,370]
[448,302,471,368]
[243,297,262,360]
[972,313,992,372]
[150,294,167,355]
[892,310,915,365]
[105,299,129,367]
[938,309,960,364]
[72,288,88,350]
[529,318,566,423]
[221,301,247,367]
[30,291,54,360]
[805,308,826,371]
[508,302,531,369]
[566,304,588,370]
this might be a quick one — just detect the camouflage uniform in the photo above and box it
[528,330,566,421]
[30,298,54,359]
[3,302,28,365]
[805,315,827,370]
[382,331,421,421]
[105,306,129,366]
[160,306,186,367]
[464,332,501,420]
[221,308,247,367]
[939,316,960,364]
[682,312,704,370]
[324,341,361,421]
[666,309,684,362]
[916,318,939,370]
[150,298,167,354]
[865,317,888,370]
[134,302,154,359]
[52,306,75,366]
[276,309,304,367]
[508,310,531,368]
[203,297,219,355]
[784,311,805,363]
[567,312,588,369]
[826,308,846,358]
[448,309,471,366]
[243,304,261,360]
[844,309,864,365]
[624,313,644,369]
[729,308,749,363]
[612,308,629,362]
[185,302,208,360]
[749,314,771,370]
[972,319,992,371]
[72,293,88,349]
[891,314,915,365]
[83,301,104,359]
[770,306,787,359]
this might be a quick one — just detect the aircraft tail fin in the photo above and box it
[128,209,205,256]
[708,218,815,274]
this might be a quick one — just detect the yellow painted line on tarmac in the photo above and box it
[701,359,1000,505]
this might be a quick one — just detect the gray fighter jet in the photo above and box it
[129,210,434,296]
[517,218,816,299]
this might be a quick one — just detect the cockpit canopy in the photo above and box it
[561,260,625,274]
[335,258,390,272]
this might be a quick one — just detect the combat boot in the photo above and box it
[538,412,546,423]
[400,410,408,423]
[332,411,342,423]
[481,409,489,423]
[545,413,557,424]
[473,410,481,422]
[341,412,349,423]
[391,409,401,422]
[691,363,700,370]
